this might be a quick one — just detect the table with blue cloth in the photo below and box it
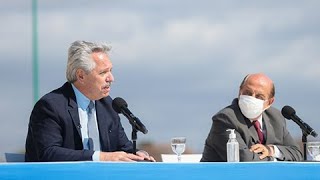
[0,162,319,179]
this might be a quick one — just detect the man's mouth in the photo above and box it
[104,82,112,89]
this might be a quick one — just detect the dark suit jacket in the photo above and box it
[201,99,303,162]
[25,82,133,162]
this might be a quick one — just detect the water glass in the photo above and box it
[307,142,320,161]
[171,137,186,162]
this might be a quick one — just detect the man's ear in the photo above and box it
[264,97,274,111]
[238,89,242,98]
[268,97,275,106]
[76,69,85,83]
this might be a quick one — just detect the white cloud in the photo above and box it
[268,37,320,78]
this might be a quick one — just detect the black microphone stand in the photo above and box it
[131,127,138,155]
[128,118,143,155]
[302,132,308,161]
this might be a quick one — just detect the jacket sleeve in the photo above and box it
[273,121,303,161]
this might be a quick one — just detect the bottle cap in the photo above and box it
[226,129,236,139]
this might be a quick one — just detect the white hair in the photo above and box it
[66,40,111,83]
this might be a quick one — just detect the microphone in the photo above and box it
[112,97,148,134]
[281,105,318,137]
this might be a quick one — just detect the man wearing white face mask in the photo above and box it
[201,73,303,162]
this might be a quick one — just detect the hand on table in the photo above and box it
[99,151,156,162]
[136,150,156,162]
[100,151,144,162]
[250,144,274,160]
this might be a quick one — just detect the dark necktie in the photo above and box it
[87,101,100,151]
[252,120,264,144]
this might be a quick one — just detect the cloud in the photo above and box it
[8,0,318,72]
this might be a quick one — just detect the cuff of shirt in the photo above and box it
[272,145,284,160]
[92,151,101,161]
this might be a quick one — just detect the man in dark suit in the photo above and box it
[201,73,303,161]
[25,41,154,162]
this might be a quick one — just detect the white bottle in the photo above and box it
[226,129,239,162]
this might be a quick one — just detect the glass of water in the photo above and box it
[171,137,186,162]
[307,142,320,161]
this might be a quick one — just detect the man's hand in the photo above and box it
[250,144,275,160]
[136,150,156,162]
[99,151,145,162]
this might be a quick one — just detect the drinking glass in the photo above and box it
[171,137,186,162]
[307,142,320,161]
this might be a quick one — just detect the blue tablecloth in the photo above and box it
[0,162,319,179]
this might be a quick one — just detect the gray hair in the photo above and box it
[66,40,111,83]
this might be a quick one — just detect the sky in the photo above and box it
[0,0,319,161]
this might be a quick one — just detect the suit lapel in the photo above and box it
[262,113,275,145]
[245,118,260,144]
[68,99,82,138]
[235,106,260,144]
[65,83,82,138]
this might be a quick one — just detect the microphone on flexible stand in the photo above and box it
[112,97,148,155]
[281,105,317,137]
[112,97,148,134]
[281,105,318,161]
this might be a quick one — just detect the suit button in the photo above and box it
[109,129,112,133]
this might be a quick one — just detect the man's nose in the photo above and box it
[107,72,114,82]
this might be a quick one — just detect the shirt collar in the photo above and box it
[71,84,92,110]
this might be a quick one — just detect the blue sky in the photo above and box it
[0,0,319,161]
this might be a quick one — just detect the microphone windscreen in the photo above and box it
[281,105,296,119]
[112,97,128,113]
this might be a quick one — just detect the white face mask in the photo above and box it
[238,95,265,119]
